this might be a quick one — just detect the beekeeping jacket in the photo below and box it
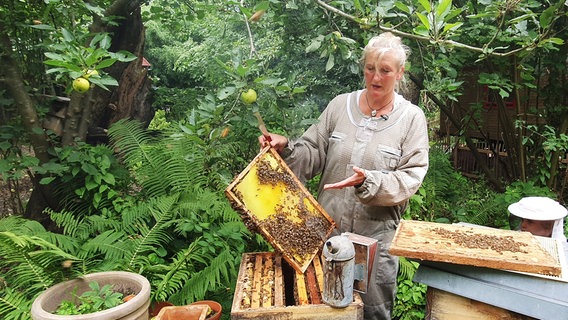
[281,90,429,319]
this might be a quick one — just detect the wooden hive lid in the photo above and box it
[389,220,562,276]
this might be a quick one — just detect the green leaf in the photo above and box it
[416,12,430,30]
[394,2,411,14]
[111,50,137,62]
[443,22,463,34]
[100,34,112,50]
[539,6,554,29]
[217,86,236,100]
[305,36,324,53]
[417,0,431,11]
[44,52,68,61]
[436,0,452,18]
[44,60,81,71]
[325,54,335,72]
[257,77,284,85]
[61,28,75,42]
[40,177,56,184]
[354,0,364,12]
[96,58,118,69]
[85,48,108,66]
[30,24,55,31]
[103,173,115,185]
[89,76,118,87]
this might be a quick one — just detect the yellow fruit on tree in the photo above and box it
[241,89,257,104]
[72,77,90,93]
[83,69,99,78]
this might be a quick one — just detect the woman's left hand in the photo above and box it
[323,166,366,190]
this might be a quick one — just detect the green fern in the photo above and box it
[108,119,172,196]
[124,195,178,271]
[170,248,236,304]
[0,288,32,320]
[0,118,253,319]
[0,230,81,297]
[398,257,419,281]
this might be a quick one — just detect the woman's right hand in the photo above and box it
[259,133,288,153]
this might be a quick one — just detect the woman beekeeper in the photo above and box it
[508,196,567,241]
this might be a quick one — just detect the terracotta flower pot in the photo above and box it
[149,301,174,317]
[189,300,222,320]
[31,271,151,320]
[155,305,209,320]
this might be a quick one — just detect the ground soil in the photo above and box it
[0,173,33,218]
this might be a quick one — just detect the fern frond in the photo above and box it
[170,248,236,304]
[0,288,32,320]
[46,208,82,237]
[124,195,178,270]
[108,119,156,167]
[398,257,420,281]
[178,187,241,223]
[108,119,170,196]
[78,229,132,261]
[0,216,46,234]
[162,135,209,190]
[148,239,203,302]
[0,231,80,296]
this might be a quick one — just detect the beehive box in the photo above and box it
[225,146,336,273]
[231,252,364,320]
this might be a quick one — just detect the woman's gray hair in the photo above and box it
[360,32,410,70]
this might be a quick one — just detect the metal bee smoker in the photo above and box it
[322,235,355,308]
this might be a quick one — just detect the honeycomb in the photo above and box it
[225,146,336,273]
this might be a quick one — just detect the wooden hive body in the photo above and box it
[231,252,363,319]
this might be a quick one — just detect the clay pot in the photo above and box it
[31,271,151,320]
[189,300,222,320]
[149,301,174,317]
[155,305,209,320]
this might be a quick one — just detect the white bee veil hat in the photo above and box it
[508,196,567,221]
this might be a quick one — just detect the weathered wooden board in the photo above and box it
[426,288,534,320]
[225,146,336,273]
[389,220,561,276]
[231,252,364,320]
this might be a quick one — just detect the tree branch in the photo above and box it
[0,30,51,164]
[313,0,527,58]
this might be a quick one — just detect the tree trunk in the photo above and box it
[1,30,61,227]
[19,2,153,225]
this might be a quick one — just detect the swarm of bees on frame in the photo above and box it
[255,158,331,257]
[256,159,297,190]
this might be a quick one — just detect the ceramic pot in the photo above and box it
[31,271,151,320]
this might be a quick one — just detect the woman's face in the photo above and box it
[363,51,403,99]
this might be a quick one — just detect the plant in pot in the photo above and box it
[31,271,151,320]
